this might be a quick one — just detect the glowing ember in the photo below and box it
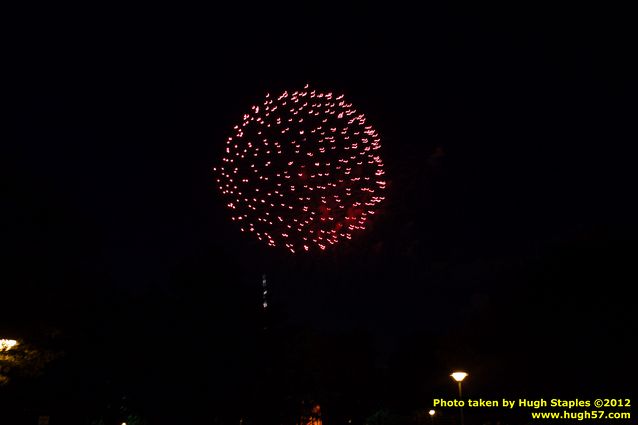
[214,84,386,253]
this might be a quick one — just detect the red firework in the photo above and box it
[213,84,386,253]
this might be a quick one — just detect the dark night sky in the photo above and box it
[3,2,637,416]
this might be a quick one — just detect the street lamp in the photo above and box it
[0,340,19,385]
[0,339,18,351]
[450,371,468,425]
[450,372,468,397]
[428,409,435,425]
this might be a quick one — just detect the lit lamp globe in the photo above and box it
[0,339,18,351]
[450,372,468,382]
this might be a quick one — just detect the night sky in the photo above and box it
[3,3,637,424]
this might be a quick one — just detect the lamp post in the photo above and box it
[0,339,19,384]
[428,409,435,425]
[450,372,468,425]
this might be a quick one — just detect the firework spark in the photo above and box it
[214,84,386,253]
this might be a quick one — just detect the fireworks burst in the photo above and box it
[214,84,386,253]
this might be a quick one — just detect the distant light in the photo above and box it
[451,371,468,382]
[429,410,435,416]
[122,422,127,425]
[0,339,18,351]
